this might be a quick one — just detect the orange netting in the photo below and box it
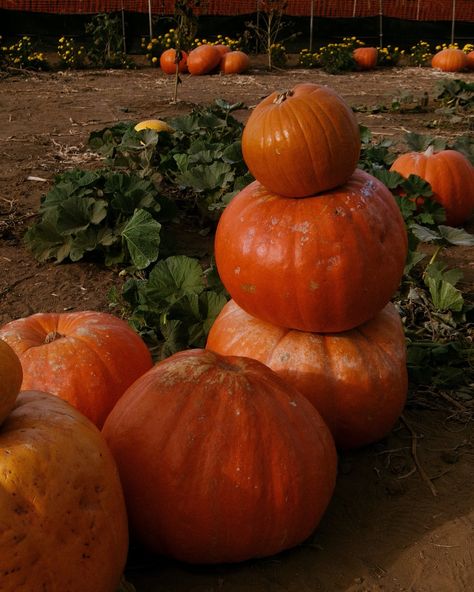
[0,0,473,21]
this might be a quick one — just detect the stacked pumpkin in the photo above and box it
[207,82,409,450]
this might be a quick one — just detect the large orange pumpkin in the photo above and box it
[102,349,337,564]
[241,83,361,197]
[220,50,250,74]
[0,311,153,428]
[207,300,408,449]
[353,46,378,70]
[214,170,408,333]
[187,44,221,75]
[467,50,474,70]
[0,389,128,592]
[0,338,22,424]
[160,48,188,74]
[390,147,474,227]
[431,48,468,72]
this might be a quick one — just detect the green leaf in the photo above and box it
[143,256,205,305]
[175,162,234,192]
[424,276,464,312]
[121,209,161,270]
[24,214,71,263]
[438,225,474,246]
[410,223,441,243]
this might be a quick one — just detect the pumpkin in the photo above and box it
[0,389,128,591]
[213,44,231,57]
[187,44,221,75]
[241,83,361,197]
[159,48,188,74]
[390,147,474,227]
[467,50,474,70]
[220,50,250,74]
[0,339,22,425]
[0,311,153,428]
[134,118,174,133]
[214,170,408,333]
[102,349,337,564]
[353,46,378,70]
[207,300,407,449]
[431,48,468,72]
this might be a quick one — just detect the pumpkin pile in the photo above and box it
[160,44,250,76]
[0,338,128,591]
[208,82,409,449]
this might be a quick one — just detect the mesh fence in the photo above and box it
[0,0,473,21]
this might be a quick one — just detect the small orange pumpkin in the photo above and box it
[241,83,361,197]
[187,44,221,75]
[207,300,408,450]
[103,349,337,564]
[390,147,474,227]
[159,48,188,74]
[353,46,378,70]
[0,311,153,428]
[220,50,250,74]
[431,48,468,72]
[466,50,474,70]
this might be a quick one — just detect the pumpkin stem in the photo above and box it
[424,145,436,157]
[44,331,64,344]
[274,90,294,104]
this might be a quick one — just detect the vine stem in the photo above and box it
[400,414,438,497]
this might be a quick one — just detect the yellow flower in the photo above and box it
[152,56,158,63]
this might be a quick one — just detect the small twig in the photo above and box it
[400,414,438,497]
[437,391,468,412]
[0,274,36,299]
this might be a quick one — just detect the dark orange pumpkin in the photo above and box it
[220,50,250,74]
[214,170,408,333]
[241,83,360,197]
[213,44,231,57]
[467,50,474,70]
[353,46,378,70]
[207,299,408,449]
[0,311,153,428]
[431,48,468,72]
[160,48,188,74]
[102,349,337,564]
[390,147,474,227]
[187,44,221,75]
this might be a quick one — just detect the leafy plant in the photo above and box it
[85,13,133,69]
[24,169,170,269]
[317,40,356,74]
[57,36,87,69]
[1,35,48,70]
[407,40,432,66]
[112,255,228,359]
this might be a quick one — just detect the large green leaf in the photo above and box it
[175,162,234,192]
[143,256,205,305]
[121,209,161,270]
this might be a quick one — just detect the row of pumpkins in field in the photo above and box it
[354,45,474,72]
[1,83,473,591]
[160,44,250,75]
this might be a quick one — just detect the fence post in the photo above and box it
[379,0,383,48]
[309,0,314,52]
[148,0,153,41]
[451,0,456,45]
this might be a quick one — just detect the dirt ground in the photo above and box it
[1,59,473,592]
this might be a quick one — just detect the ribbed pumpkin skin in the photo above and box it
[390,149,474,227]
[220,50,250,74]
[241,83,361,197]
[431,48,468,72]
[187,44,221,75]
[0,390,128,592]
[0,311,153,428]
[160,48,188,74]
[207,300,408,449]
[353,47,378,70]
[102,349,337,564]
[0,339,22,425]
[214,170,408,333]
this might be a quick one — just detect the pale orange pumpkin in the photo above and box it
[207,299,408,449]
[103,349,337,564]
[431,48,468,72]
[0,390,128,591]
[241,83,361,197]
[353,46,378,70]
[220,50,250,74]
[0,311,153,428]
[390,147,474,226]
